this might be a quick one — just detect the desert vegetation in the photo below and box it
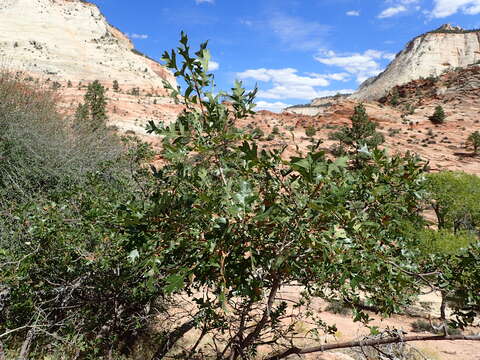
[0,34,479,359]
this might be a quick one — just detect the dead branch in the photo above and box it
[265,334,480,360]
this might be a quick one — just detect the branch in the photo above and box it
[235,276,281,357]
[265,334,480,360]
[0,340,5,360]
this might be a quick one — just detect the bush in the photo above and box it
[305,125,316,137]
[429,105,446,124]
[466,131,480,154]
[330,104,384,148]
[411,319,433,333]
[325,301,351,315]
[0,73,122,207]
[0,72,163,357]
[426,171,480,231]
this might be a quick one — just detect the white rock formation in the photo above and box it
[0,0,176,91]
[353,24,480,100]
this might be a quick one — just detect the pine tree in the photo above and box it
[74,102,89,123]
[467,131,480,154]
[330,103,384,153]
[429,105,446,124]
[84,80,107,129]
[113,80,119,92]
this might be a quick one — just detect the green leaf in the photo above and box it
[164,273,186,294]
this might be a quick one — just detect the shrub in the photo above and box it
[429,105,446,124]
[305,125,317,137]
[411,319,433,333]
[0,73,122,207]
[325,301,351,315]
[466,131,480,154]
[426,171,480,231]
[0,73,164,357]
[329,103,384,165]
[141,33,454,359]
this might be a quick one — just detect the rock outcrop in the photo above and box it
[285,94,350,116]
[0,0,176,93]
[353,24,480,100]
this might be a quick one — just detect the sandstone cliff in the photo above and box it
[0,0,176,92]
[352,24,480,100]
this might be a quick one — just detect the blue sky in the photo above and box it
[90,0,480,111]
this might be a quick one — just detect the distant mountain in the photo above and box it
[352,24,480,100]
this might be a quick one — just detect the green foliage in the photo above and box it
[390,88,400,106]
[410,319,433,333]
[429,105,446,124]
[466,131,480,154]
[426,171,480,231]
[2,34,480,360]
[74,80,108,131]
[325,301,351,315]
[74,101,89,122]
[416,228,477,255]
[84,80,108,129]
[113,79,120,92]
[305,125,317,137]
[140,32,444,359]
[0,73,122,207]
[129,87,140,96]
[329,104,384,159]
[0,72,162,357]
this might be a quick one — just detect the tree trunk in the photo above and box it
[0,340,5,360]
[440,291,447,321]
[17,329,35,360]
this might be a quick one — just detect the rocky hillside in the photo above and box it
[245,63,480,176]
[285,94,350,116]
[0,0,175,89]
[0,0,181,135]
[352,24,480,100]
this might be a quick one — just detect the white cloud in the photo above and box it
[195,0,214,4]
[377,0,421,18]
[378,5,408,18]
[127,33,149,40]
[256,101,291,112]
[237,68,354,100]
[346,10,361,16]
[268,14,329,50]
[208,61,219,71]
[430,0,480,17]
[315,50,395,83]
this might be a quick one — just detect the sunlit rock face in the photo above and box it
[0,0,176,91]
[353,24,480,100]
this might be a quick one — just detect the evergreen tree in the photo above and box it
[429,105,446,124]
[74,102,89,123]
[84,80,107,129]
[330,103,384,156]
[467,131,480,154]
[112,80,119,92]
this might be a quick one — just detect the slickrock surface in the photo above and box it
[353,24,480,100]
[0,0,175,88]
[244,64,480,176]
[0,0,181,134]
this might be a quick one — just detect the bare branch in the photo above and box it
[266,334,480,360]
